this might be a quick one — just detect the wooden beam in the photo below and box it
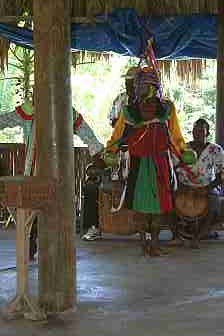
[0,15,97,24]
[0,16,18,23]
[33,0,75,313]
[216,0,224,146]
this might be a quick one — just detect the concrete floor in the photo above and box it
[0,229,224,335]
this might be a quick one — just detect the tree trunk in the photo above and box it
[33,0,76,312]
[216,0,224,147]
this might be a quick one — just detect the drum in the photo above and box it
[174,185,209,219]
[174,185,209,240]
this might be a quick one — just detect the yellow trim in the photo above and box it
[106,114,125,152]
[168,102,186,154]
[106,101,186,154]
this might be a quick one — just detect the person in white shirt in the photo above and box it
[108,66,138,127]
[170,118,224,246]
[177,118,224,187]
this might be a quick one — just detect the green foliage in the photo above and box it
[0,52,218,146]
[0,45,33,142]
[0,77,18,114]
[72,55,129,144]
[163,60,216,142]
[72,57,217,145]
[0,127,23,143]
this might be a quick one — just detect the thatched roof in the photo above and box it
[71,0,218,16]
[0,0,218,18]
[0,0,219,80]
[159,59,208,86]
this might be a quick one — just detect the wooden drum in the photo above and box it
[174,185,209,219]
[174,185,209,240]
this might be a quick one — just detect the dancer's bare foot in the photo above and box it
[148,245,162,257]
[142,243,166,257]
[167,238,183,247]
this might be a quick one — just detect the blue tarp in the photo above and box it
[0,9,218,59]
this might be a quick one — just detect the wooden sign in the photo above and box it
[0,176,57,209]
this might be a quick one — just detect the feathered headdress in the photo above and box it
[134,39,163,103]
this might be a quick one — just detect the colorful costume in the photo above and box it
[106,94,185,155]
[108,91,127,126]
[121,100,174,214]
[106,67,185,215]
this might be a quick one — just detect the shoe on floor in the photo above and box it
[29,252,38,262]
[81,226,101,241]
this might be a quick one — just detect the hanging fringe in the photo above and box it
[158,59,207,87]
[0,38,9,73]
[0,0,217,21]
[0,0,217,72]
[71,0,217,17]
[0,0,32,17]
[71,51,111,67]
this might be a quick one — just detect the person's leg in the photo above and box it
[199,194,218,240]
[29,217,38,260]
[190,217,201,248]
[167,211,183,246]
[206,194,219,239]
[134,211,148,255]
[145,214,162,256]
[199,213,217,239]
[82,183,101,240]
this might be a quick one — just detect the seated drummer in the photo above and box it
[170,118,224,244]
[178,118,224,186]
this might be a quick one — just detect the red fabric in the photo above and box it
[15,106,33,121]
[153,154,173,213]
[73,113,83,130]
[128,123,169,157]
[127,122,172,212]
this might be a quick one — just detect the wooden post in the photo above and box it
[33,1,75,312]
[6,209,45,320]
[216,0,224,147]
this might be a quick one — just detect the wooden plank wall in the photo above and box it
[0,144,91,224]
[0,143,26,176]
[0,143,90,199]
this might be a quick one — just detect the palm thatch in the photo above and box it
[0,39,9,72]
[70,0,217,17]
[0,0,219,79]
[71,51,111,67]
[0,0,31,17]
[0,0,218,18]
[159,59,208,86]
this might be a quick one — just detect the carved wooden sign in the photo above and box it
[0,176,57,209]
